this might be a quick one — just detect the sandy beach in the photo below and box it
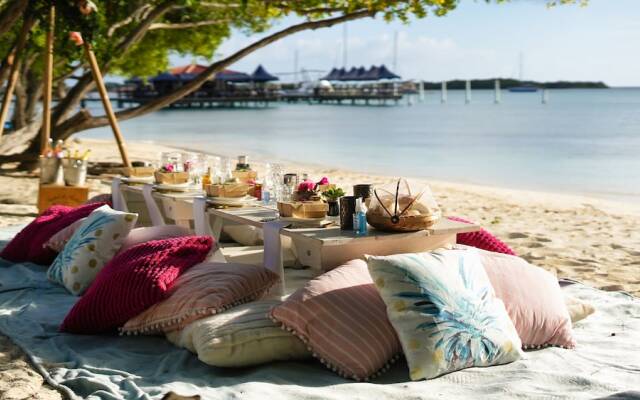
[0,137,638,399]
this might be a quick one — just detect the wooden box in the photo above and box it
[232,170,258,184]
[277,201,328,219]
[205,183,250,198]
[154,171,189,184]
[121,166,155,177]
[38,184,89,213]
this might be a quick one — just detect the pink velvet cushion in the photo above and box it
[60,236,213,334]
[83,193,113,206]
[117,225,192,255]
[121,262,278,335]
[448,216,516,255]
[44,217,87,252]
[0,202,106,265]
[477,248,576,349]
[270,259,401,381]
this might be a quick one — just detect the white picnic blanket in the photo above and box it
[0,225,638,399]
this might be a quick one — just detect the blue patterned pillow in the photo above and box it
[367,248,522,380]
[47,205,137,295]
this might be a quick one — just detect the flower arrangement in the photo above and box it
[160,163,175,173]
[295,177,330,201]
[183,161,193,173]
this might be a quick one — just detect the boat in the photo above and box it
[509,86,539,93]
[509,52,539,93]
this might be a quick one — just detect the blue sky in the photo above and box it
[171,0,640,86]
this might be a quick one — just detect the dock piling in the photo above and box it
[441,81,447,104]
[465,80,471,104]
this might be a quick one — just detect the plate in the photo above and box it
[122,176,154,184]
[207,195,258,206]
[155,183,199,192]
[280,216,334,228]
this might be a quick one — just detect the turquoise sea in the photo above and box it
[85,88,640,203]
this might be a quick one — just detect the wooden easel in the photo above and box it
[39,3,132,167]
[30,2,132,212]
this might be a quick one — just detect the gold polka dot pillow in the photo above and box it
[47,205,138,296]
[366,248,523,381]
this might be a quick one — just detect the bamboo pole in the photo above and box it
[40,5,55,153]
[82,42,131,167]
[0,16,34,138]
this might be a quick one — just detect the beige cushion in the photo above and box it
[166,300,310,367]
[565,295,595,324]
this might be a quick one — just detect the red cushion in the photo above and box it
[60,236,213,334]
[447,216,516,256]
[0,202,106,265]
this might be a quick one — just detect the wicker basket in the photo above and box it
[366,210,441,232]
[366,178,442,232]
[205,183,250,198]
[154,171,189,185]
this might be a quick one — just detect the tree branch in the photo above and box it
[148,19,228,30]
[51,0,176,130]
[56,9,377,137]
[0,0,28,38]
[107,4,154,37]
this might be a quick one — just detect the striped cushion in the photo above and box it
[270,259,401,381]
[121,262,278,335]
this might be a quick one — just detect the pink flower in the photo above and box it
[317,177,329,185]
[297,180,316,193]
[69,32,84,46]
[162,163,174,172]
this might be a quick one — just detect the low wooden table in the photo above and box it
[207,206,480,272]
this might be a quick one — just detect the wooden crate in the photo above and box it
[37,184,89,213]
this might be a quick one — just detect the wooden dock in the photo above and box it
[282,92,402,105]
[80,91,403,109]
[113,95,280,109]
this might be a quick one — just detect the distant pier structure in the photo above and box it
[282,64,403,105]
[115,64,281,109]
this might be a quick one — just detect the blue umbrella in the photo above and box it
[251,65,279,82]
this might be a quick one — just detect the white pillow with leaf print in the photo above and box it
[366,247,523,381]
[47,205,138,296]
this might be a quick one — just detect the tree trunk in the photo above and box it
[0,0,28,39]
[12,77,27,130]
[25,72,42,123]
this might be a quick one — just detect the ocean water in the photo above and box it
[84,88,640,203]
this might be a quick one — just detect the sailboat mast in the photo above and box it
[519,52,524,81]
[342,23,348,68]
[393,31,398,73]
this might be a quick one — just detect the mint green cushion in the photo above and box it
[367,248,522,381]
[47,205,137,295]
